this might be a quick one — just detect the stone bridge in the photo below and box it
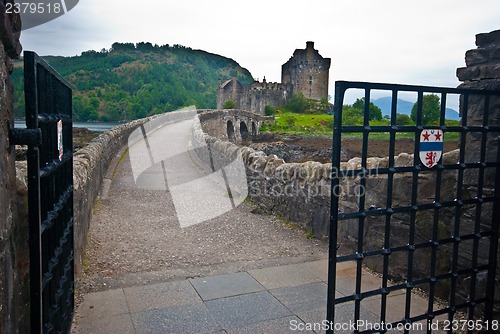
[196,109,272,143]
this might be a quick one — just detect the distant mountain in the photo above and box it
[11,42,254,121]
[444,108,460,121]
[372,96,460,121]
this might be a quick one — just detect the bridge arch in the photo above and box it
[227,120,235,142]
[196,109,271,143]
[240,121,249,141]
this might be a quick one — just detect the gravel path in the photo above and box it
[76,119,329,297]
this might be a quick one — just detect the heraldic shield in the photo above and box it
[419,129,443,168]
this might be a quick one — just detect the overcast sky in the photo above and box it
[19,0,500,107]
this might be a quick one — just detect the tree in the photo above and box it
[342,105,363,126]
[410,94,440,125]
[352,98,383,121]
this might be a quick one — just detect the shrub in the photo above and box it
[264,105,276,116]
[223,100,236,109]
[396,113,414,125]
[285,93,311,113]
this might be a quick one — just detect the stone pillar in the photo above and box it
[0,1,28,333]
[456,29,500,317]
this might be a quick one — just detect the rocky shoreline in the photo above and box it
[247,133,459,164]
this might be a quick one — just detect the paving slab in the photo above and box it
[362,291,432,323]
[295,308,328,334]
[204,290,292,328]
[270,282,327,314]
[132,302,222,334]
[297,302,380,334]
[190,271,264,301]
[248,263,321,290]
[301,259,329,282]
[335,269,382,296]
[72,313,135,334]
[123,280,202,313]
[76,288,129,320]
[228,315,315,334]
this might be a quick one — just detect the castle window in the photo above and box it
[309,76,313,85]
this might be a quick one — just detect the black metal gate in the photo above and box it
[24,51,74,333]
[327,81,500,333]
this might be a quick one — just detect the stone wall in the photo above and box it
[0,1,29,333]
[216,78,291,115]
[456,29,500,315]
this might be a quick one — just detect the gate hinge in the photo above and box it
[9,128,42,146]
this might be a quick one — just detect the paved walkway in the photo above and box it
[72,259,445,333]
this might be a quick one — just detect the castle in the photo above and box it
[216,41,331,115]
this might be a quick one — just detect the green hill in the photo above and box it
[11,42,253,121]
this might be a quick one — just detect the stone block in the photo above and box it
[367,156,388,170]
[490,47,500,61]
[475,29,500,48]
[456,66,480,81]
[465,48,490,66]
[394,152,413,167]
[323,163,332,180]
[479,64,500,79]
[442,149,459,165]
[263,155,284,176]
[346,157,361,170]
[250,155,268,172]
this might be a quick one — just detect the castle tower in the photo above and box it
[281,41,331,100]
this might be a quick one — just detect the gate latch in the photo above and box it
[9,127,42,146]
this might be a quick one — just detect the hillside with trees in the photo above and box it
[11,42,254,121]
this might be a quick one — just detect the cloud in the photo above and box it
[19,0,500,99]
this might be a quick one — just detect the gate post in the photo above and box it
[457,29,500,318]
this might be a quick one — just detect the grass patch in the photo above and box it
[92,197,102,215]
[82,254,91,273]
[113,148,129,178]
[261,111,333,135]
[275,215,299,230]
[304,228,314,239]
[261,111,459,142]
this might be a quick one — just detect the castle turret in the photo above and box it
[281,41,331,100]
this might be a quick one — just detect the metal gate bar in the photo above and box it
[25,51,74,334]
[327,81,500,333]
